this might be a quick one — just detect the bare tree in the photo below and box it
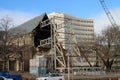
[0,16,13,71]
[95,26,120,71]
[0,16,34,71]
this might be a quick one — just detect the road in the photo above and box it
[64,73,120,80]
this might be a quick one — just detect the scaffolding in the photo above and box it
[38,16,92,72]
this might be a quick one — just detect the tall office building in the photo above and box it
[49,12,94,47]
[48,12,95,66]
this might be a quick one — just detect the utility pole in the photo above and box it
[67,52,70,80]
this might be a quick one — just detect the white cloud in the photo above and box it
[0,8,120,35]
[93,8,120,34]
[0,9,37,27]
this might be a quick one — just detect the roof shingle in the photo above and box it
[8,13,46,37]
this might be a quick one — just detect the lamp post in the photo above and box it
[67,53,70,80]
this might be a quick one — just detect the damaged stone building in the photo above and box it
[0,12,95,73]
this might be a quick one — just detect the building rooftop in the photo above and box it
[48,12,93,21]
[8,13,47,38]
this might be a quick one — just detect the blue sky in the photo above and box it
[0,0,103,17]
[0,0,120,34]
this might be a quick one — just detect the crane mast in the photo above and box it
[99,0,117,27]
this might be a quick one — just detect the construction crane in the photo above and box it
[99,0,117,27]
